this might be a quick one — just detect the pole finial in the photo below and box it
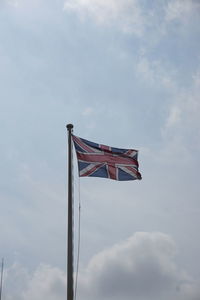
[66,124,73,131]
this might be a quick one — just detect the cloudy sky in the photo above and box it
[0,0,200,299]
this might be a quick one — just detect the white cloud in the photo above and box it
[77,232,200,300]
[21,265,66,300]
[81,107,94,116]
[64,0,145,35]
[134,52,200,164]
[7,0,19,7]
[163,70,200,152]
[4,263,30,300]
[136,55,177,90]
[4,264,66,300]
[63,0,200,37]
[3,233,200,300]
[165,0,200,22]
[3,0,52,12]
[165,105,182,128]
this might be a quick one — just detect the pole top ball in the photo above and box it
[66,124,73,130]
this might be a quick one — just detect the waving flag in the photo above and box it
[72,135,142,181]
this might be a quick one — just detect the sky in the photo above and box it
[0,0,200,299]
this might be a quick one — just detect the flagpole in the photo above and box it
[66,124,74,300]
[0,258,4,300]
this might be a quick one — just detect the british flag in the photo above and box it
[72,135,142,181]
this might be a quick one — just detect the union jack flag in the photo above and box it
[72,135,142,181]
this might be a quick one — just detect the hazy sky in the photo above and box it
[0,0,200,299]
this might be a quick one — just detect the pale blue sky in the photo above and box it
[0,1,200,299]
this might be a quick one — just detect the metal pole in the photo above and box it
[66,124,74,300]
[0,258,4,300]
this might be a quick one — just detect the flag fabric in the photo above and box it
[72,135,142,181]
